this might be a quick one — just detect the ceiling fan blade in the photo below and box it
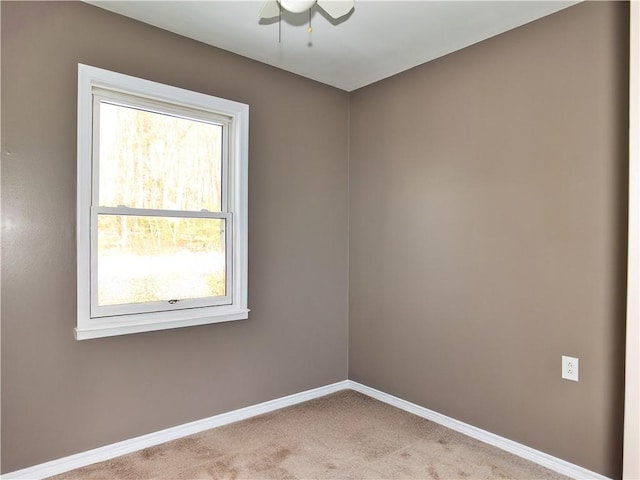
[259,0,280,19]
[316,0,354,19]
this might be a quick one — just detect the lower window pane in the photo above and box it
[97,215,226,307]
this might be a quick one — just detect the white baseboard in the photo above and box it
[2,379,611,480]
[346,380,611,480]
[1,380,350,480]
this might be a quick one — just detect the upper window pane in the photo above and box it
[98,102,223,212]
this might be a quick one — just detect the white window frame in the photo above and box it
[76,64,249,340]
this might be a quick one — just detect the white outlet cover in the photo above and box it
[562,355,579,381]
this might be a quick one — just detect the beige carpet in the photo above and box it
[49,390,570,480]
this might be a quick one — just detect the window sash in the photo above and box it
[89,88,234,319]
[90,207,233,318]
[91,92,230,213]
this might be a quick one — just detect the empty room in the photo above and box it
[2,1,639,479]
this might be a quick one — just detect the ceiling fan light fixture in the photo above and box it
[279,0,317,14]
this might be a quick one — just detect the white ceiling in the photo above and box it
[87,1,579,92]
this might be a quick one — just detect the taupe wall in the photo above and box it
[1,1,630,478]
[1,2,349,473]
[348,2,628,478]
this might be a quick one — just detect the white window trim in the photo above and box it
[76,64,249,340]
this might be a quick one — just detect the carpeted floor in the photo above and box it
[49,390,571,479]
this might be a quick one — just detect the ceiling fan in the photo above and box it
[259,0,355,21]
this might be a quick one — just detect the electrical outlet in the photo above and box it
[562,355,579,381]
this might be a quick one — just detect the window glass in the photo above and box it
[97,215,227,307]
[98,102,223,212]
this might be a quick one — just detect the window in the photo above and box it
[76,64,248,340]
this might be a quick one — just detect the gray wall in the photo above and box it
[348,2,628,478]
[1,2,349,473]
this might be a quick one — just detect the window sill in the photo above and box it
[75,308,250,340]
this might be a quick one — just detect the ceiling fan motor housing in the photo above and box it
[279,0,317,14]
